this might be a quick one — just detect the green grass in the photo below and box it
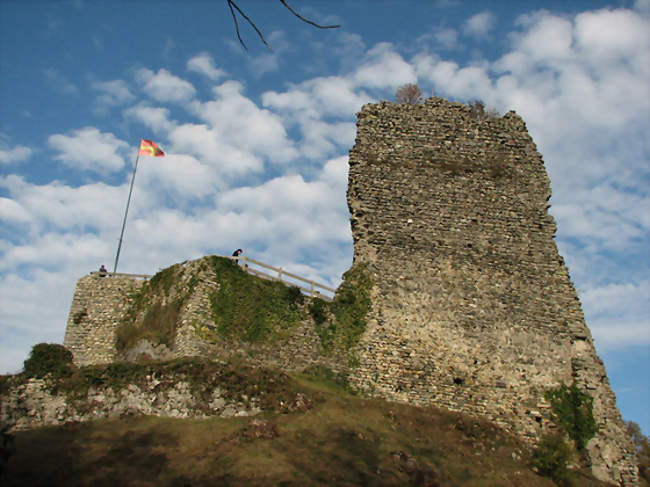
[3,362,611,487]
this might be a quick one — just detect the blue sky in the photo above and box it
[1,0,648,434]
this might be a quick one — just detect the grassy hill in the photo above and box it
[2,363,610,487]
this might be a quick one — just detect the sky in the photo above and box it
[0,0,648,433]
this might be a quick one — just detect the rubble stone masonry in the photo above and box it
[64,274,145,366]
[345,98,637,485]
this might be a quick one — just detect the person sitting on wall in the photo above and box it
[98,265,108,277]
[232,249,243,266]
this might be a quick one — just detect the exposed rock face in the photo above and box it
[345,98,637,485]
[1,375,260,432]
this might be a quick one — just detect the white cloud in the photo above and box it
[0,232,111,271]
[261,76,371,160]
[135,68,196,103]
[167,122,263,177]
[514,13,573,62]
[416,60,493,100]
[124,103,176,134]
[0,175,131,238]
[187,52,227,80]
[189,81,298,164]
[264,76,372,118]
[353,43,417,89]
[463,11,496,37]
[249,31,289,76]
[582,280,650,317]
[136,153,219,199]
[0,197,31,223]
[48,127,129,173]
[0,136,31,164]
[575,8,650,61]
[91,79,135,112]
[591,320,650,350]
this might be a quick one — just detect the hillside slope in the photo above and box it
[2,363,610,487]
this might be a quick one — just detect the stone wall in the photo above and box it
[165,258,351,374]
[64,258,349,375]
[345,98,637,485]
[64,274,146,366]
[1,375,269,432]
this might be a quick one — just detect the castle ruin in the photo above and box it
[57,98,637,484]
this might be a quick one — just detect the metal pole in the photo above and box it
[113,153,140,273]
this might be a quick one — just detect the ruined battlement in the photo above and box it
[345,97,636,484]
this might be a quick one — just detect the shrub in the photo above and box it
[395,84,424,104]
[545,383,598,450]
[309,264,373,354]
[627,421,650,483]
[309,298,328,325]
[23,343,74,379]
[531,433,574,486]
[467,99,499,119]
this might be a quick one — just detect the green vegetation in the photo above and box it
[531,433,575,487]
[626,421,650,485]
[205,256,304,342]
[308,263,373,354]
[527,384,600,486]
[545,383,598,450]
[23,343,74,379]
[114,256,372,360]
[115,264,199,353]
[300,365,355,395]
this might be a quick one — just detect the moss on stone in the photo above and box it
[115,264,196,353]
[206,256,305,343]
[309,263,373,355]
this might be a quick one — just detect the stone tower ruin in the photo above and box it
[345,98,637,484]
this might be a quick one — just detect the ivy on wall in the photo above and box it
[309,263,373,354]
[545,383,598,450]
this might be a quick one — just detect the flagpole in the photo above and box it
[113,150,140,273]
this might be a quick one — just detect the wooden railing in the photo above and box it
[227,255,336,301]
[90,255,337,300]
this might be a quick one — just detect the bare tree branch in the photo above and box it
[226,0,340,51]
[227,0,271,51]
[279,0,340,29]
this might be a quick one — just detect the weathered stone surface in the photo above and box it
[0,375,261,432]
[63,258,349,374]
[64,274,145,366]
[345,98,637,485]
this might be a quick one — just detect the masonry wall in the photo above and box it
[63,274,145,366]
[345,98,637,485]
[64,258,349,375]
